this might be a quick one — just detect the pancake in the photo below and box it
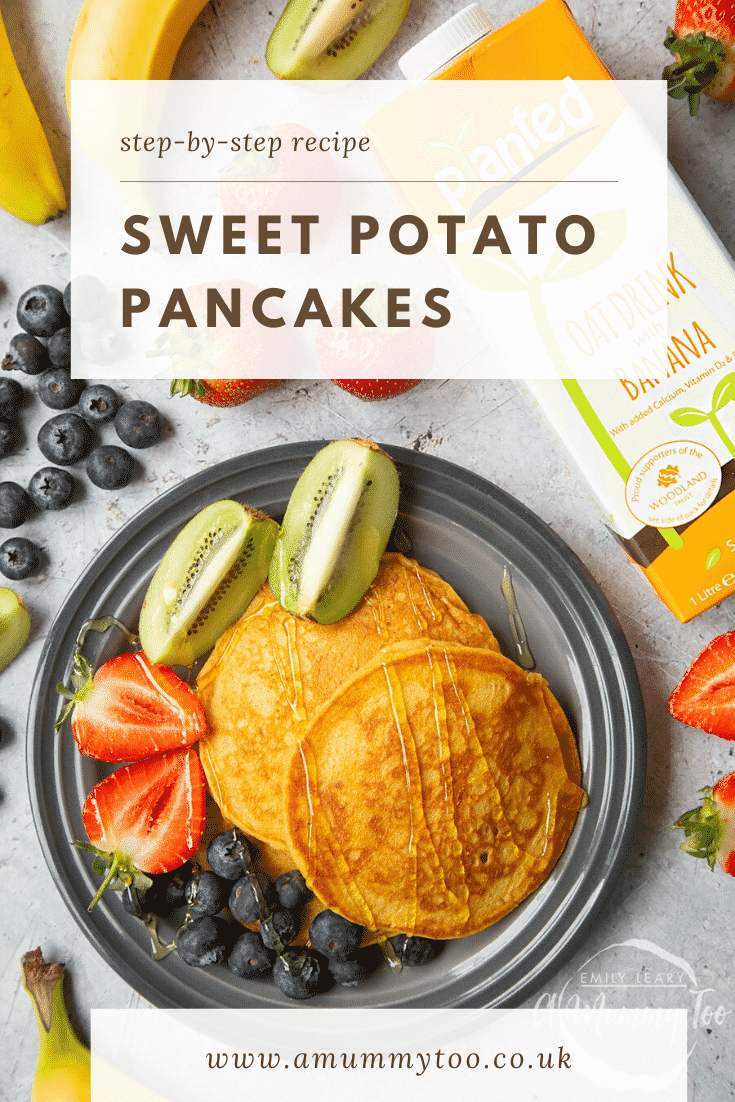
[285,642,583,939]
[196,553,500,848]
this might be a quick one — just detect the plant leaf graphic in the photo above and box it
[454,242,530,293]
[712,372,735,412]
[425,141,455,157]
[670,406,709,426]
[543,209,627,284]
[457,114,476,144]
[706,548,721,570]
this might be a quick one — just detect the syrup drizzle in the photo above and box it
[501,566,535,670]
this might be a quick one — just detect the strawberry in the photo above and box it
[674,772,735,874]
[170,378,282,407]
[331,379,422,401]
[668,631,735,738]
[57,650,207,762]
[219,123,340,254]
[663,0,735,114]
[153,281,298,395]
[76,746,206,909]
[315,285,433,400]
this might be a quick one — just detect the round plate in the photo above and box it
[27,442,645,1009]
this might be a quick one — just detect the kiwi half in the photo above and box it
[269,438,399,624]
[0,587,30,672]
[266,0,412,80]
[140,500,279,667]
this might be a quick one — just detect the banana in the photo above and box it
[65,0,209,107]
[21,949,175,1102]
[0,11,66,225]
[21,949,90,1102]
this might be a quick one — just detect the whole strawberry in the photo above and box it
[674,772,735,874]
[663,0,735,114]
[170,378,282,407]
[668,631,735,738]
[331,379,422,401]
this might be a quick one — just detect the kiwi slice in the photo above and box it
[139,500,279,667]
[0,587,30,672]
[270,438,399,624]
[266,0,412,80]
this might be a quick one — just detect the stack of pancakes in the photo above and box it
[196,552,582,939]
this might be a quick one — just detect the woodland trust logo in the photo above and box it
[534,938,731,1042]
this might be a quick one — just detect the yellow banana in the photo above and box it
[22,948,175,1102]
[0,10,66,225]
[21,949,91,1102]
[65,0,209,110]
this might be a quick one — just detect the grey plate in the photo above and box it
[27,442,645,1009]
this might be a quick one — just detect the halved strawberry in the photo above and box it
[57,650,207,762]
[77,746,206,909]
[674,772,735,874]
[668,632,735,739]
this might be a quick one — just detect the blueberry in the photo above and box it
[80,320,125,367]
[86,445,134,490]
[275,869,313,910]
[16,285,68,338]
[229,873,273,925]
[259,907,297,953]
[161,863,193,913]
[176,916,230,967]
[2,333,50,375]
[47,328,72,369]
[114,400,164,449]
[228,930,274,979]
[309,910,363,961]
[0,378,24,418]
[0,482,33,527]
[37,413,94,466]
[388,934,443,966]
[184,870,229,917]
[207,829,252,881]
[38,368,84,410]
[0,537,41,580]
[77,384,121,426]
[0,420,18,459]
[64,275,107,323]
[27,467,76,511]
[328,949,376,987]
[272,948,322,1000]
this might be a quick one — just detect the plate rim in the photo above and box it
[26,440,646,1009]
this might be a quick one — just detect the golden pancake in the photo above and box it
[196,553,500,848]
[285,642,583,939]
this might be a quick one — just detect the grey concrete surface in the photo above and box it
[1,1,734,1099]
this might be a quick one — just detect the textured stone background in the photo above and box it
[1,1,734,1098]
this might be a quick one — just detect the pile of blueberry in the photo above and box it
[0,281,165,580]
[124,828,442,1001]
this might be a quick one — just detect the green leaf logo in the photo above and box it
[705,548,721,570]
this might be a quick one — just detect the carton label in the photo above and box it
[625,440,721,527]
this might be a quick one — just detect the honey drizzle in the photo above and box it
[269,613,306,721]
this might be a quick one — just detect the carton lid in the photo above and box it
[398,4,493,80]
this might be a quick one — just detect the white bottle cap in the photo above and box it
[398,4,493,81]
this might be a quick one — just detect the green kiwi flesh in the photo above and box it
[266,0,412,80]
[0,587,30,672]
[269,438,399,624]
[139,500,279,667]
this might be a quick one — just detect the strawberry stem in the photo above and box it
[663,28,726,116]
[673,786,725,869]
[86,852,121,911]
